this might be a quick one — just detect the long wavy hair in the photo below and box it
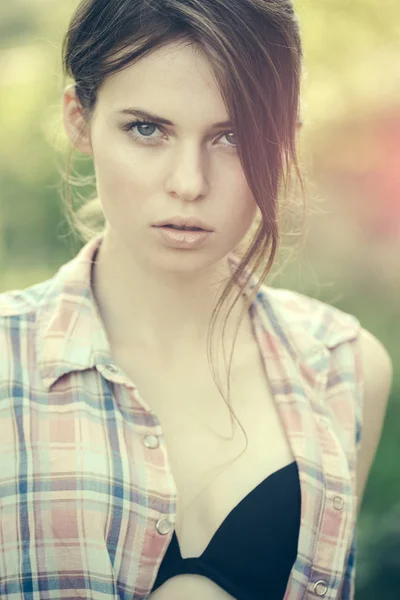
[61,0,306,482]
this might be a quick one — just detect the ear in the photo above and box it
[63,84,93,155]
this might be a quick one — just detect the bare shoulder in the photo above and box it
[356,327,393,513]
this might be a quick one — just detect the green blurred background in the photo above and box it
[0,1,399,597]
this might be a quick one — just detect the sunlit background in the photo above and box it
[0,1,399,597]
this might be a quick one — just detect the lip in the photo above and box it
[152,215,213,232]
[153,226,213,249]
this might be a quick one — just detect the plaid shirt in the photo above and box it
[0,234,363,599]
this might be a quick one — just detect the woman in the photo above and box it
[0,1,392,599]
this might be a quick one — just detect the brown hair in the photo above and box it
[61,0,306,484]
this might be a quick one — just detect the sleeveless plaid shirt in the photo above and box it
[0,234,363,599]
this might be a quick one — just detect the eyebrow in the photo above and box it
[116,108,233,130]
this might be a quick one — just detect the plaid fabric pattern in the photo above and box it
[0,234,363,599]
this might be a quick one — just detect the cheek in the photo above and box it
[232,188,258,237]
[92,134,156,201]
[225,177,258,227]
[236,199,258,234]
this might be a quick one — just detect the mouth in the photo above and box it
[152,224,213,248]
[152,216,214,232]
[154,224,206,232]
[153,225,210,233]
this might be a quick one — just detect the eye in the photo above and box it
[122,119,164,143]
[220,131,237,147]
[122,118,237,149]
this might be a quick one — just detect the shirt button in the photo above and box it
[332,495,344,510]
[156,518,172,535]
[144,435,160,449]
[314,580,328,596]
[105,364,119,373]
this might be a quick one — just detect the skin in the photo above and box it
[63,40,259,365]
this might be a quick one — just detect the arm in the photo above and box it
[355,327,393,515]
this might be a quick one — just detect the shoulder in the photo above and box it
[0,281,52,381]
[356,326,393,512]
[264,285,392,409]
[0,279,51,318]
[358,326,393,385]
[259,285,362,347]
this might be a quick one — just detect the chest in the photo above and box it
[112,338,295,560]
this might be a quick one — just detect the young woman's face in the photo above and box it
[69,41,258,271]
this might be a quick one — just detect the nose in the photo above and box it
[165,143,210,201]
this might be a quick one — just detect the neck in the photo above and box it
[90,232,254,363]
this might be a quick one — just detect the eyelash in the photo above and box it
[122,118,237,149]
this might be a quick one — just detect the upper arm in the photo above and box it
[356,327,393,514]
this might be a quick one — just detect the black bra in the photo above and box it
[152,461,301,600]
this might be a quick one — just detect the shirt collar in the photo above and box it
[37,234,356,392]
[37,234,110,390]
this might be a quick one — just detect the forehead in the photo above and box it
[98,42,229,124]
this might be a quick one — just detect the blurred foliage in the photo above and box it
[0,0,399,597]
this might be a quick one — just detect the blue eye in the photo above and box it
[122,118,237,149]
[223,131,237,146]
[123,119,162,141]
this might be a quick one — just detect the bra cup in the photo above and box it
[152,461,301,600]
